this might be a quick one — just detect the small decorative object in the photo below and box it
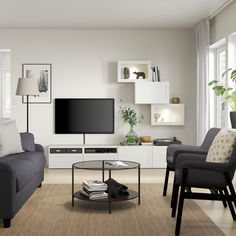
[123,67,130,79]
[208,68,236,128]
[154,113,161,122]
[120,106,143,145]
[140,136,151,142]
[22,63,52,103]
[171,97,180,104]
[133,71,145,79]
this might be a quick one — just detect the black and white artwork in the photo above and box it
[22,64,52,103]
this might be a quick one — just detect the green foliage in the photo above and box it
[120,106,141,128]
[208,69,236,111]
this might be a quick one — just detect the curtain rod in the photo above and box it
[210,0,235,19]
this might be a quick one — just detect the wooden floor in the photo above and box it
[44,168,236,236]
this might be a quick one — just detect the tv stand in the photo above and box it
[83,134,86,145]
[48,144,167,169]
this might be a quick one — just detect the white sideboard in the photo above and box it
[118,146,153,168]
[48,145,167,169]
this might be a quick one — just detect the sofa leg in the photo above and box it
[3,219,11,228]
[38,183,42,188]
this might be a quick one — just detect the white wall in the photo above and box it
[0,29,196,147]
[210,0,236,44]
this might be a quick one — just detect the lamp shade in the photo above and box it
[16,78,39,96]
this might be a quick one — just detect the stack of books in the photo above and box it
[80,180,108,200]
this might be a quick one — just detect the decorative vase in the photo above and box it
[171,97,180,104]
[126,127,138,145]
[230,111,236,128]
[124,67,130,79]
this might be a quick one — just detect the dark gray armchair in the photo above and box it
[172,148,236,235]
[163,128,220,197]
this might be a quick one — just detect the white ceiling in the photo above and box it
[0,0,230,29]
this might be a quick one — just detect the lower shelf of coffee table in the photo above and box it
[74,190,138,202]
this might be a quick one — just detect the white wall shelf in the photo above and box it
[117,61,151,83]
[151,104,185,125]
[135,82,169,104]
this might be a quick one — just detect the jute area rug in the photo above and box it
[0,184,224,236]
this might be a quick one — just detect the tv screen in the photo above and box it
[55,98,114,134]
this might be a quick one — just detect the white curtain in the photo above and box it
[194,18,210,145]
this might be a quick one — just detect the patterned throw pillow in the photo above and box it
[206,129,236,163]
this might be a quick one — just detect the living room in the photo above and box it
[0,0,236,235]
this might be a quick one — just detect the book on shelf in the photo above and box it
[83,184,107,192]
[89,192,108,200]
[105,161,128,167]
[141,142,153,146]
[83,180,106,187]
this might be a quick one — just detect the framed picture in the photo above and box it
[22,63,52,104]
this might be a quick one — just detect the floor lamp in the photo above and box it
[16,78,39,132]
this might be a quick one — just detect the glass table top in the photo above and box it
[73,160,140,170]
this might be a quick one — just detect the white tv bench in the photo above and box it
[48,145,167,169]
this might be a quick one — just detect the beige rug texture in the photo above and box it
[0,184,224,236]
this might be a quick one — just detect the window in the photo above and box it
[209,43,227,128]
[0,50,11,118]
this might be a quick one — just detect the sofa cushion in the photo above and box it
[0,151,45,192]
[20,133,35,152]
[206,129,236,163]
[0,119,24,157]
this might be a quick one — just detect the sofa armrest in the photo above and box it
[0,163,16,218]
[35,144,44,153]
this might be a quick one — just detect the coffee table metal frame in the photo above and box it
[72,160,140,213]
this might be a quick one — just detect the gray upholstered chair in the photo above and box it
[163,128,220,197]
[172,148,236,235]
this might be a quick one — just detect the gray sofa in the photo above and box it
[0,133,46,228]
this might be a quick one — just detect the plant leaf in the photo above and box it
[231,70,236,82]
[213,86,225,96]
[222,68,232,78]
[208,80,218,86]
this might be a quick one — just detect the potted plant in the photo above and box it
[208,68,236,128]
[120,106,143,145]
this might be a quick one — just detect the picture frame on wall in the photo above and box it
[22,63,52,104]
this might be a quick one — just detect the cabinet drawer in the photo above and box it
[50,148,66,153]
[66,148,82,153]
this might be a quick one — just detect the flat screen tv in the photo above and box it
[55,98,114,134]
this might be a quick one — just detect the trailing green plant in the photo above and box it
[208,68,236,110]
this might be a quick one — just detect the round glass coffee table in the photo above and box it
[72,160,140,213]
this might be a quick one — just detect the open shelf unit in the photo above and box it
[151,104,185,126]
[117,61,151,82]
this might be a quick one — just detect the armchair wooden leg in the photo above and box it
[38,183,42,188]
[223,187,236,221]
[171,178,176,208]
[175,169,187,236]
[226,180,236,208]
[3,219,11,228]
[224,172,236,208]
[219,189,227,208]
[163,166,170,196]
[171,182,179,217]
